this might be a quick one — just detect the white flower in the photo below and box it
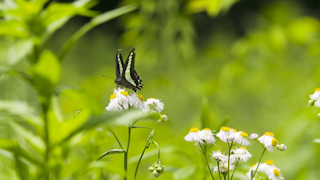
[309,88,320,101]
[246,163,259,179]
[184,127,201,143]
[213,159,235,173]
[199,128,216,144]
[260,160,284,180]
[315,99,320,108]
[105,89,130,111]
[231,147,252,163]
[258,132,278,153]
[128,93,146,110]
[143,98,164,113]
[216,127,231,143]
[211,150,227,162]
[234,131,250,146]
[250,133,259,140]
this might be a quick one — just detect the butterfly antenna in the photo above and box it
[101,75,116,80]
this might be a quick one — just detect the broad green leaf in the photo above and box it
[59,4,138,59]
[7,39,33,65]
[33,51,61,100]
[0,20,28,39]
[0,100,43,131]
[97,149,125,161]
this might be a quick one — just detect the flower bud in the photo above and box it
[161,115,168,121]
[157,119,162,125]
[276,144,287,151]
[308,100,315,106]
[148,166,155,172]
[228,135,235,141]
[153,170,159,177]
[156,167,162,171]
[250,133,259,140]
[318,113,320,118]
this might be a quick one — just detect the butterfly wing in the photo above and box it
[121,48,143,91]
[115,49,124,79]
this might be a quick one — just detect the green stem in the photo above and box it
[200,143,215,180]
[107,127,123,149]
[152,141,161,164]
[124,124,132,180]
[134,144,148,180]
[217,160,222,180]
[230,161,238,180]
[251,148,266,180]
[227,142,232,180]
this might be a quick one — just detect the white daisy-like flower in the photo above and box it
[198,128,216,144]
[213,159,235,173]
[228,128,238,142]
[246,163,259,179]
[105,91,129,111]
[309,88,320,101]
[143,98,164,113]
[259,160,284,180]
[216,127,231,143]
[258,132,278,153]
[211,150,228,162]
[128,93,146,110]
[184,127,201,143]
[231,146,252,163]
[234,131,250,146]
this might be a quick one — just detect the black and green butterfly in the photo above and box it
[114,48,143,92]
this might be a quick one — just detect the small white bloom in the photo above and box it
[260,160,284,180]
[314,139,320,143]
[128,93,146,110]
[211,150,227,162]
[246,163,258,179]
[309,88,320,101]
[234,131,250,146]
[258,132,278,153]
[308,100,316,106]
[216,127,231,143]
[315,99,320,108]
[199,128,216,144]
[105,91,129,111]
[213,159,235,173]
[231,146,252,163]
[143,98,164,113]
[250,133,259,140]
[184,127,201,143]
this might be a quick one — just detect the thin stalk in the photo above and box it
[107,127,123,149]
[223,174,227,180]
[200,143,215,180]
[217,161,222,180]
[227,142,233,180]
[251,148,266,180]
[124,124,132,180]
[152,141,161,164]
[134,143,148,180]
[230,161,238,180]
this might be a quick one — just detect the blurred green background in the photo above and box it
[0,0,320,179]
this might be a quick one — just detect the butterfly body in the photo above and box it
[114,48,143,92]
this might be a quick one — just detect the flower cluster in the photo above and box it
[247,160,284,180]
[105,88,167,124]
[148,161,165,177]
[184,126,287,179]
[308,88,320,117]
[184,127,216,145]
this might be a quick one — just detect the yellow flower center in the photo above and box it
[221,127,230,131]
[250,163,256,168]
[138,94,144,101]
[265,160,274,165]
[110,93,117,99]
[315,88,320,92]
[190,127,199,132]
[240,146,247,150]
[204,128,211,131]
[272,138,278,146]
[264,131,274,136]
[273,169,280,176]
[120,91,128,96]
[230,128,237,132]
[149,97,156,100]
[240,131,248,138]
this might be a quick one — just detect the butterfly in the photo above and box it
[114,48,143,92]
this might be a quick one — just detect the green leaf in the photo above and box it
[33,51,61,100]
[7,39,33,65]
[59,4,138,59]
[97,149,125,161]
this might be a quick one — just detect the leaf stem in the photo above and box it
[107,127,123,149]
[124,124,132,180]
[200,143,215,180]
[230,161,238,180]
